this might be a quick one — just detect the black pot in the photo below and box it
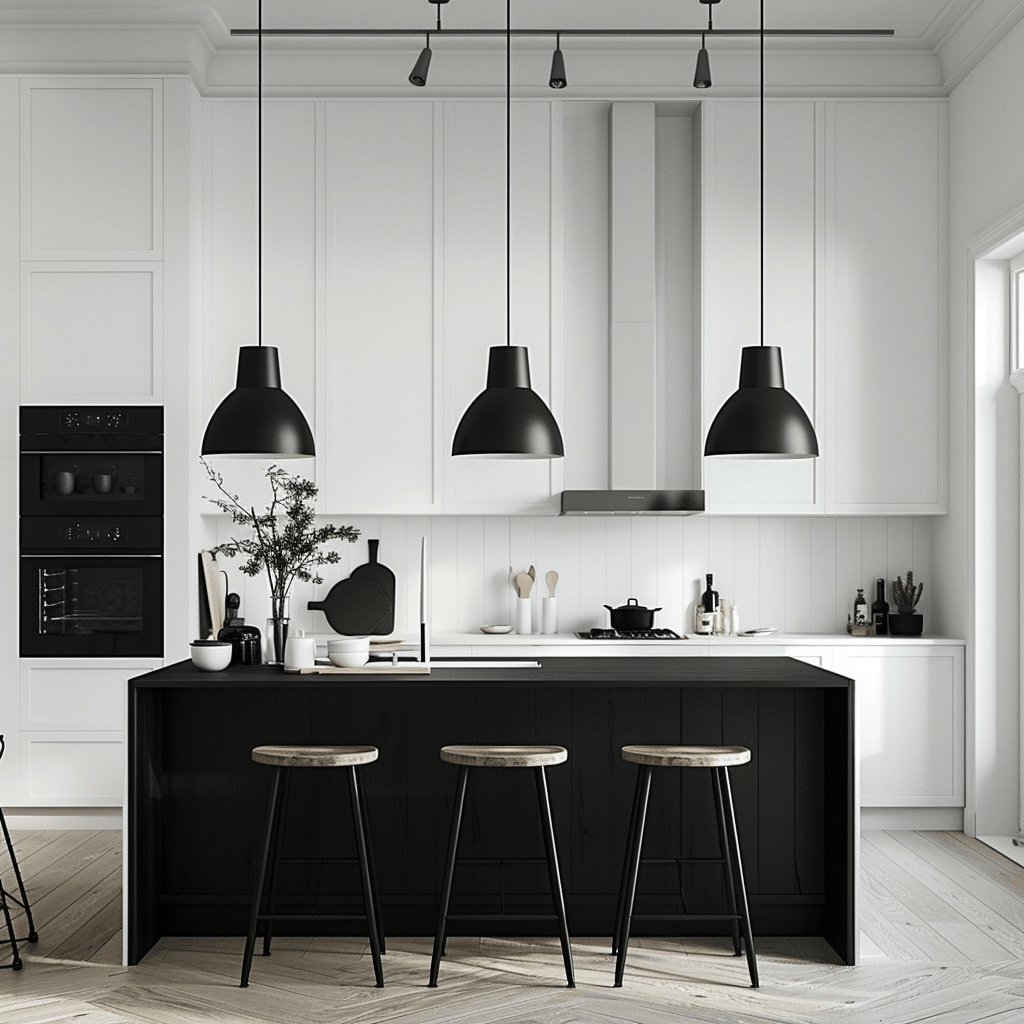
[604,598,662,631]
[888,613,923,637]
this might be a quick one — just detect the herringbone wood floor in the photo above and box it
[3,829,1024,1023]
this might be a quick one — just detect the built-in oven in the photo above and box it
[19,407,163,658]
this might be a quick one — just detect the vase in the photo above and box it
[268,594,291,664]
[888,612,923,636]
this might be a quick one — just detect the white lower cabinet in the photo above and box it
[17,660,161,807]
[834,645,965,807]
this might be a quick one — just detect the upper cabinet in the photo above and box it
[19,79,165,404]
[699,99,947,515]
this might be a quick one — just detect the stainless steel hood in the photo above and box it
[560,490,704,516]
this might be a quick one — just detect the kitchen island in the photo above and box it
[127,656,856,965]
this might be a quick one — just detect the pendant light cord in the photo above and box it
[258,0,263,347]
[506,0,512,346]
[760,0,764,347]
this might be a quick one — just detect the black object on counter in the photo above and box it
[603,598,662,632]
[307,538,395,636]
[218,625,262,665]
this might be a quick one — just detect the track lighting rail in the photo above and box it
[231,28,894,39]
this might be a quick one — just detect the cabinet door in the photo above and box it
[322,101,442,514]
[837,645,964,807]
[824,101,946,513]
[443,101,562,514]
[700,100,822,513]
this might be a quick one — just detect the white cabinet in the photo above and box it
[700,100,822,513]
[699,99,946,515]
[19,78,165,405]
[835,644,965,807]
[824,101,947,514]
[17,660,161,807]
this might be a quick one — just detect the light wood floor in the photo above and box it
[3,830,1024,1023]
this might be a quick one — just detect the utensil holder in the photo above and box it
[542,597,557,634]
[515,597,533,635]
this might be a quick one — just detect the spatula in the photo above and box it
[515,572,535,599]
[545,570,559,597]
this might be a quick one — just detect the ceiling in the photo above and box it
[0,0,988,42]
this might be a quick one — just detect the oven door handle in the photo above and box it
[21,554,162,559]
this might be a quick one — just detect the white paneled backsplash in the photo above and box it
[215,515,933,639]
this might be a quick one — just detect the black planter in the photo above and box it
[888,612,923,636]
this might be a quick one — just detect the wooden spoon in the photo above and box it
[528,565,536,582]
[545,570,558,597]
[515,572,534,599]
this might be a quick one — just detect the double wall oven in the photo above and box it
[19,407,163,658]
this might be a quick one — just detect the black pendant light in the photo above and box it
[452,0,564,459]
[704,0,818,460]
[202,0,315,459]
[549,33,567,89]
[693,33,712,88]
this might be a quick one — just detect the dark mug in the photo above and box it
[92,474,115,494]
[53,468,77,495]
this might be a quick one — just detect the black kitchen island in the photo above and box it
[127,656,856,965]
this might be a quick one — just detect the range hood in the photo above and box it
[558,104,705,517]
[560,490,704,515]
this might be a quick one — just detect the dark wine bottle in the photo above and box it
[853,588,867,625]
[702,574,717,612]
[871,578,889,635]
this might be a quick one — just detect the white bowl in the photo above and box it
[190,641,232,671]
[480,624,513,634]
[329,650,370,668]
[327,636,370,653]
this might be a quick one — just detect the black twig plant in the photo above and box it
[201,459,359,607]
[892,571,923,614]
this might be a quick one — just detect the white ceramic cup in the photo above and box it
[284,635,317,671]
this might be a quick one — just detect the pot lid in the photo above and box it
[604,598,663,613]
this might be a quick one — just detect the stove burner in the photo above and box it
[576,628,683,640]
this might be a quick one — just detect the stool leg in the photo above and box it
[719,767,758,988]
[429,764,469,987]
[0,808,38,943]
[614,764,653,988]
[261,767,291,957]
[612,766,646,956]
[711,768,742,956]
[347,766,384,988]
[241,766,282,987]
[534,766,575,988]
[354,767,386,955]
[0,879,22,970]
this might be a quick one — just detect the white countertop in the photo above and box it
[428,632,966,648]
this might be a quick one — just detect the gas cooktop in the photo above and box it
[575,628,684,640]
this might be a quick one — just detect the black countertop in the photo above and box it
[134,656,852,690]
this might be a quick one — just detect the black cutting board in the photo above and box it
[307,538,395,635]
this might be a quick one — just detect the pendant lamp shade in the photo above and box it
[202,346,315,458]
[693,37,712,88]
[452,346,564,459]
[704,347,817,459]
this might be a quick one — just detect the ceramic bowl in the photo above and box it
[327,636,370,667]
[329,650,370,668]
[479,624,513,634]
[190,640,232,671]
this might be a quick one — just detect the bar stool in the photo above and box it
[612,744,758,988]
[1,736,39,973]
[241,745,385,989]
[429,745,575,988]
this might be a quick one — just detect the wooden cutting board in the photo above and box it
[307,538,396,635]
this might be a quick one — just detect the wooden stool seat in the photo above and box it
[440,744,567,768]
[621,744,751,768]
[252,745,378,768]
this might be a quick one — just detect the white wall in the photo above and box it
[945,17,1024,834]
[212,512,935,642]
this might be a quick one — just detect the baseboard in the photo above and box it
[977,835,1024,869]
[2,807,123,829]
[861,807,964,830]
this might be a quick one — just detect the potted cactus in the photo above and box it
[889,571,924,636]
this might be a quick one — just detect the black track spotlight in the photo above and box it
[410,33,432,86]
[694,33,712,88]
[549,33,567,89]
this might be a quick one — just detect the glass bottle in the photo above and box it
[853,588,867,625]
[871,578,889,635]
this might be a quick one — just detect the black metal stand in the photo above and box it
[429,764,575,988]
[612,764,758,988]
[1,736,40,972]
[240,764,385,988]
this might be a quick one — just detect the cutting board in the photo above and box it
[307,538,395,635]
